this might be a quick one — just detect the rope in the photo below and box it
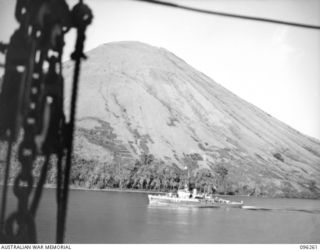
[56,43,82,243]
[57,30,85,243]
[132,0,320,30]
[56,2,92,242]
[56,56,81,243]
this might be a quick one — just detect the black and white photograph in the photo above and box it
[0,0,319,247]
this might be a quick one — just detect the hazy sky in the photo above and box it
[0,0,319,139]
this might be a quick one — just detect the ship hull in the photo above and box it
[148,195,243,208]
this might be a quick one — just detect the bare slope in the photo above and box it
[63,41,320,197]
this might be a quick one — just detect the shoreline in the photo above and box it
[1,183,318,199]
[1,183,249,196]
[43,184,166,194]
[24,184,251,197]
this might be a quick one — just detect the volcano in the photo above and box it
[62,41,320,198]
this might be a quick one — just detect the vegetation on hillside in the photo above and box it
[1,143,319,198]
[67,153,232,194]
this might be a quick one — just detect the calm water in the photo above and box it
[1,188,320,243]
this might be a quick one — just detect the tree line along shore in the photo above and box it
[1,152,319,198]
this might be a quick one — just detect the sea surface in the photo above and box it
[1,188,320,243]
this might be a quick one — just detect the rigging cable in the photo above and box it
[132,0,320,30]
[56,1,93,243]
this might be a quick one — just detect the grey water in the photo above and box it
[2,188,320,243]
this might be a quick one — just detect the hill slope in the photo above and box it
[62,41,320,198]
